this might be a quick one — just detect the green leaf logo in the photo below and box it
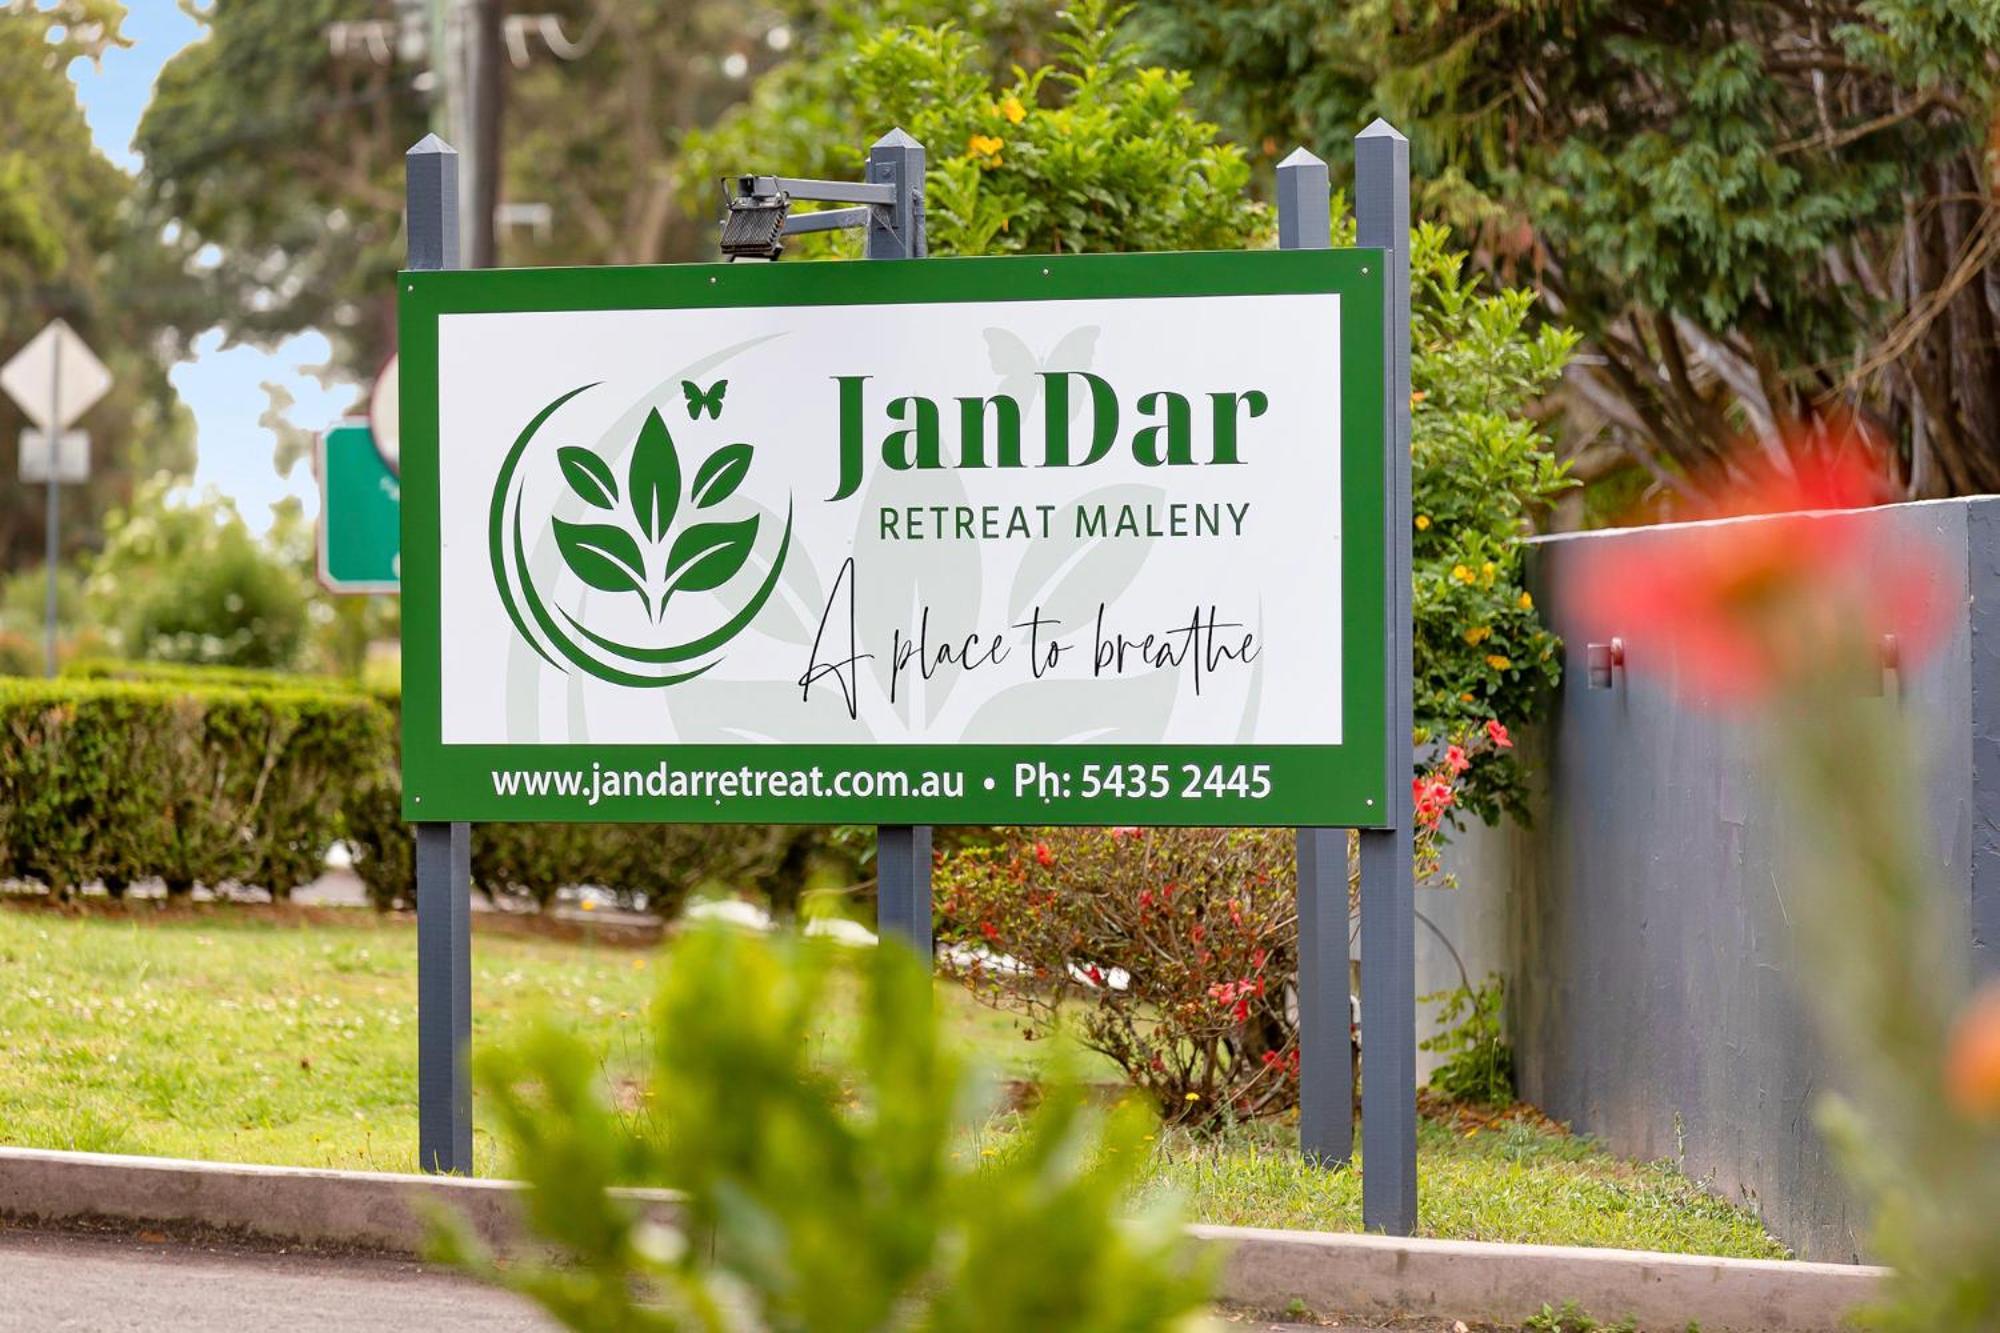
[492,380,793,689]
[664,516,760,595]
[691,443,753,509]
[558,446,618,509]
[553,518,651,617]
[629,408,682,543]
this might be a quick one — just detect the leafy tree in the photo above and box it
[1145,1,2000,503]
[0,1,194,571]
[680,0,1090,217]
[135,0,431,382]
[698,0,1572,812]
[686,0,1263,257]
[135,0,795,384]
[86,477,311,670]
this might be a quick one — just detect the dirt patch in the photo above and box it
[1416,1088,1571,1137]
[0,1209,414,1262]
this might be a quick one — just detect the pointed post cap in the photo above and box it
[1276,146,1327,170]
[871,126,923,151]
[408,133,459,157]
[1356,117,1407,143]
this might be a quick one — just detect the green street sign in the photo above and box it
[319,420,400,593]
[398,250,1387,827]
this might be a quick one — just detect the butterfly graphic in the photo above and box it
[981,327,1101,424]
[682,379,728,420]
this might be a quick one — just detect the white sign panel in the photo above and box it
[19,430,89,484]
[439,293,1340,748]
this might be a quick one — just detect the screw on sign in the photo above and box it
[1,319,113,676]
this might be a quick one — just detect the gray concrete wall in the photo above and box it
[1416,819,1514,1082]
[1450,497,1998,1263]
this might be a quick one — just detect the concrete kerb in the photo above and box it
[0,1146,676,1256]
[0,1147,1887,1331]
[1199,1224,1886,1331]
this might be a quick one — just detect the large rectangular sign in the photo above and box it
[399,250,1386,825]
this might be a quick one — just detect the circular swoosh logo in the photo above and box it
[488,381,792,688]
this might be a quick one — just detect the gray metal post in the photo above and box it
[43,332,61,677]
[863,127,935,954]
[1277,148,1354,1166]
[877,824,934,957]
[416,819,472,1173]
[407,133,474,1176]
[1355,119,1417,1235]
[864,128,926,261]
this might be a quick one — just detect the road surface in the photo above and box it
[0,1227,554,1332]
[0,1224,1439,1331]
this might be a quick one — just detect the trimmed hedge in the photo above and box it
[62,656,371,695]
[342,774,830,916]
[5,664,844,914]
[0,678,394,898]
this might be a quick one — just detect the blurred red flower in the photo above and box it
[1946,982,2000,1120]
[1569,442,1949,702]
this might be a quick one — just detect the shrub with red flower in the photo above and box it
[935,828,1296,1124]
[936,810,1466,1126]
[1408,722,1509,890]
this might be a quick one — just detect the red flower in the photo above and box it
[1484,720,1512,750]
[1250,947,1267,971]
[1232,998,1250,1023]
[1445,744,1470,774]
[1413,774,1457,828]
[1034,841,1054,867]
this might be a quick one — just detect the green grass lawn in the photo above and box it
[1135,1117,1788,1258]
[0,904,1786,1258]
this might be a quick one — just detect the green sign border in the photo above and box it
[398,248,1387,826]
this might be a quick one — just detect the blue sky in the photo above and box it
[69,1,346,534]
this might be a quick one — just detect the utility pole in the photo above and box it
[464,0,503,269]
[335,0,561,265]
[434,0,501,268]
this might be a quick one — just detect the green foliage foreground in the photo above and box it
[433,927,1215,1333]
